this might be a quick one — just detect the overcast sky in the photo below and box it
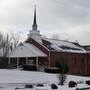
[0,0,90,45]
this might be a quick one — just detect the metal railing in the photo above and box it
[38,65,47,72]
[8,64,26,69]
[8,64,36,69]
[8,64,48,72]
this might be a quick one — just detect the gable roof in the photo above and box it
[8,43,47,58]
[83,45,90,53]
[83,45,90,51]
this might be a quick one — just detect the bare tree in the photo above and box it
[51,33,60,39]
[1,33,13,57]
[11,32,20,48]
[0,32,20,57]
[42,34,47,38]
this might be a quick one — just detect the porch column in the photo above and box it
[36,57,38,68]
[17,58,19,68]
[8,57,10,65]
[26,57,28,65]
[8,57,10,69]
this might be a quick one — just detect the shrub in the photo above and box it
[58,74,67,85]
[55,58,69,86]
[25,84,33,88]
[15,87,19,90]
[68,81,77,87]
[51,84,58,89]
[37,84,44,87]
[45,68,61,74]
[86,80,90,85]
[23,65,37,71]
[55,57,69,74]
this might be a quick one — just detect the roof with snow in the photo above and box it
[40,38,86,53]
[83,45,90,53]
[8,43,47,58]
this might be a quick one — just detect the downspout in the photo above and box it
[85,53,88,76]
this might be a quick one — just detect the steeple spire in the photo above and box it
[28,6,41,41]
[32,5,37,30]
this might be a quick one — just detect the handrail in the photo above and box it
[8,64,36,69]
[8,64,48,71]
[38,65,47,71]
[18,64,27,68]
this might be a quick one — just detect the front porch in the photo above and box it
[8,57,48,70]
[8,42,48,70]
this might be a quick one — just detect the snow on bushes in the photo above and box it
[25,84,33,88]
[37,84,44,87]
[86,80,90,85]
[51,84,58,89]
[68,81,77,87]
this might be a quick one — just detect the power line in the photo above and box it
[48,0,90,15]
[69,0,90,10]
[69,0,90,8]
[53,0,90,13]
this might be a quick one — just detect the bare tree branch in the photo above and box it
[51,33,60,39]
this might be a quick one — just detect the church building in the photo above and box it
[8,7,90,76]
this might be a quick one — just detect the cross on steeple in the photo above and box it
[32,5,38,30]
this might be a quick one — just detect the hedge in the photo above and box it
[45,68,61,74]
[23,65,37,71]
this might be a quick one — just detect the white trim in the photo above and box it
[24,36,30,43]
[49,50,86,54]
[31,37,50,51]
[8,42,23,57]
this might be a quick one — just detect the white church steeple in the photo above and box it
[28,6,42,42]
[32,6,37,30]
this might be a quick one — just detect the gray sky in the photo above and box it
[0,0,90,45]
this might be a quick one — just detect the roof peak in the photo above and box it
[32,6,38,30]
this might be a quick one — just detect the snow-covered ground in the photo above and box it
[0,69,90,90]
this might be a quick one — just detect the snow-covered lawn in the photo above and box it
[0,69,89,90]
